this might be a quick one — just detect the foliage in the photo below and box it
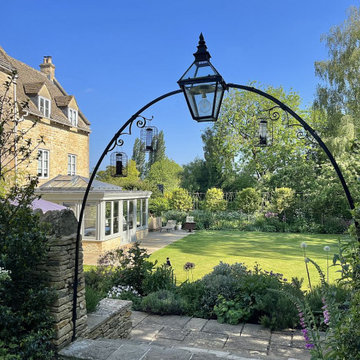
[148,197,170,216]
[142,264,176,294]
[162,210,187,224]
[149,130,166,166]
[98,242,156,295]
[146,159,183,192]
[269,187,295,216]
[140,290,184,315]
[85,286,104,313]
[168,188,193,212]
[0,194,55,358]
[132,138,146,178]
[96,160,144,190]
[203,187,227,212]
[234,187,261,214]
[180,158,208,193]
[214,295,252,324]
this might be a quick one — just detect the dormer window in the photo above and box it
[38,96,51,117]
[68,108,78,127]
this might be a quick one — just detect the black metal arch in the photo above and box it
[72,84,356,340]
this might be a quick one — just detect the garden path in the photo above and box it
[138,229,192,254]
[60,311,311,360]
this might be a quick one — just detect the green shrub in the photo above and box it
[143,264,176,294]
[98,242,156,295]
[234,188,261,214]
[0,198,56,359]
[214,295,252,324]
[140,290,184,315]
[85,286,104,313]
[168,188,193,212]
[203,188,227,212]
[149,197,170,217]
[162,210,187,224]
[175,280,206,317]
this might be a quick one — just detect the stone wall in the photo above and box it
[86,299,132,340]
[40,209,87,349]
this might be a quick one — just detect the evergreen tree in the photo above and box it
[132,138,146,178]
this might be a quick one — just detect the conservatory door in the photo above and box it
[123,200,137,243]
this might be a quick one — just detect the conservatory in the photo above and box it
[36,175,151,264]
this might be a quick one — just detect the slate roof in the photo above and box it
[0,46,90,133]
[38,175,124,192]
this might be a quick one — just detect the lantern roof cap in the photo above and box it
[193,33,211,62]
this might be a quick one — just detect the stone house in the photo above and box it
[0,47,151,263]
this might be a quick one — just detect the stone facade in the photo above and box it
[0,47,91,185]
[40,209,87,349]
[21,115,90,185]
[87,299,132,340]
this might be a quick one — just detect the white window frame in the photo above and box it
[38,96,51,118]
[38,149,49,178]
[68,108,78,127]
[67,154,76,176]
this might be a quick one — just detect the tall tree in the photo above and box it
[132,138,146,178]
[146,158,182,192]
[314,6,360,204]
[149,130,166,166]
[315,6,360,137]
[204,84,310,191]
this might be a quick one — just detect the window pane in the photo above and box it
[38,150,43,176]
[137,199,141,228]
[113,201,119,234]
[84,203,97,238]
[39,98,44,114]
[105,201,111,235]
[45,100,49,117]
[68,155,71,175]
[129,201,134,230]
[123,201,128,231]
[142,199,147,227]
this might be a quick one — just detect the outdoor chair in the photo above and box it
[161,220,177,232]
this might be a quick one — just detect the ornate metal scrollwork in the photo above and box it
[107,115,153,153]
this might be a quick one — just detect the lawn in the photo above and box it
[149,230,344,288]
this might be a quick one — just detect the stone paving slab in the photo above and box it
[241,324,271,339]
[203,319,244,336]
[140,314,192,328]
[182,331,229,349]
[225,335,269,353]
[130,324,163,342]
[157,326,190,341]
[183,317,208,331]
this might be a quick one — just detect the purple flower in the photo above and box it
[321,298,330,325]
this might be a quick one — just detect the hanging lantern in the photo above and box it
[141,126,158,152]
[178,33,226,122]
[259,119,268,147]
[110,152,128,177]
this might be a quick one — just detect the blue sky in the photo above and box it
[1,0,358,170]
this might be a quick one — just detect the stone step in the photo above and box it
[58,338,263,360]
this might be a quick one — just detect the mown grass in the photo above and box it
[149,230,344,288]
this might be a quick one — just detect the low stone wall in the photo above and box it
[136,228,148,240]
[86,299,132,339]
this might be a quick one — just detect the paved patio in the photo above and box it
[138,229,192,254]
[60,311,312,360]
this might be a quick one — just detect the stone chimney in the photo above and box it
[39,56,55,81]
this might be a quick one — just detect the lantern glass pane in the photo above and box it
[213,83,225,118]
[180,61,219,81]
[184,82,216,118]
[259,121,267,138]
